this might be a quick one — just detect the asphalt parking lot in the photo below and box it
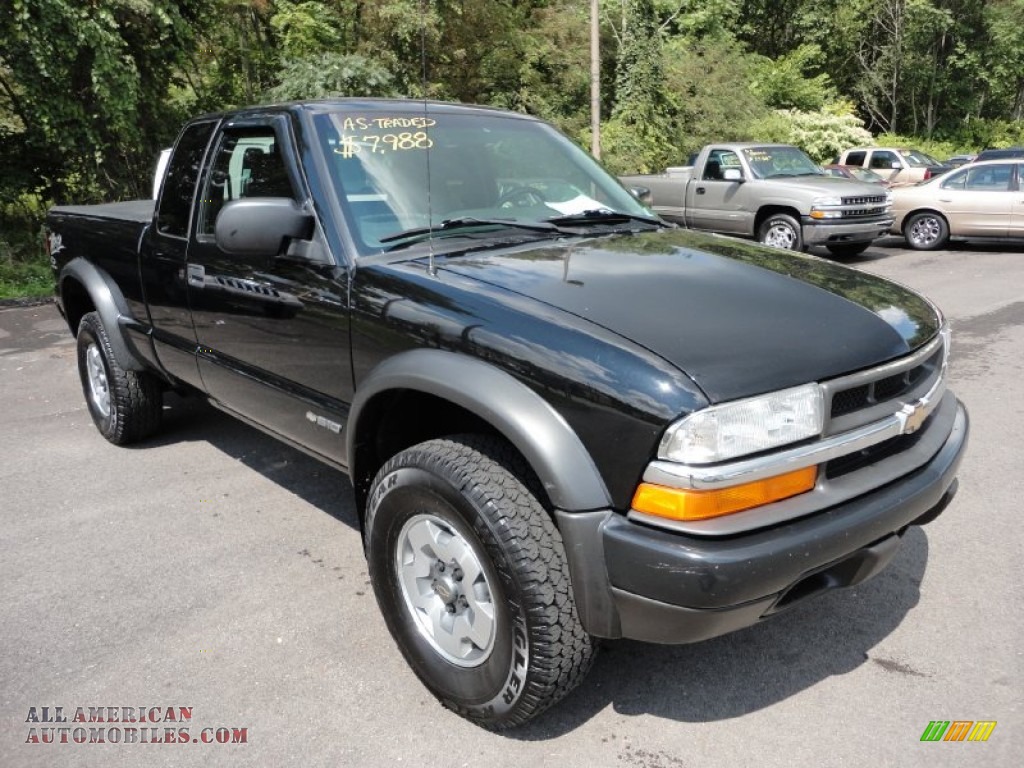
[1,238,1020,767]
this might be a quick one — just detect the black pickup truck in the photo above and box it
[47,99,968,729]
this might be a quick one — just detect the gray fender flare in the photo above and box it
[60,257,146,371]
[347,349,612,512]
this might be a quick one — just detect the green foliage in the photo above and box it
[660,36,768,159]
[599,115,676,174]
[267,54,397,101]
[0,196,49,299]
[751,44,834,111]
[749,105,873,163]
[271,2,345,59]
[0,0,204,203]
[870,133,961,162]
[0,254,51,300]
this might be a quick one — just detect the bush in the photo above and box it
[748,104,873,163]
[0,197,51,299]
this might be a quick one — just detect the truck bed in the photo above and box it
[49,199,155,223]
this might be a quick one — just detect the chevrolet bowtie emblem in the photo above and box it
[899,400,931,434]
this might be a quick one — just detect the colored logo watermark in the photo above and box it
[920,720,997,742]
[24,706,248,746]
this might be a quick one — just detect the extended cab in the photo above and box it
[620,143,894,256]
[47,101,967,729]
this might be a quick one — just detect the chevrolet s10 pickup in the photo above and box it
[46,100,967,729]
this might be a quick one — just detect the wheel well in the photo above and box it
[755,206,801,234]
[60,277,95,335]
[350,389,551,524]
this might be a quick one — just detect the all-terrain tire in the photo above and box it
[76,311,162,444]
[364,434,596,729]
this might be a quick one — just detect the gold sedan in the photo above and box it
[891,160,1024,249]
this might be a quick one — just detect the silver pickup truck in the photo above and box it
[622,143,895,256]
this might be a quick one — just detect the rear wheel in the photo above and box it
[826,242,871,257]
[365,435,595,729]
[903,212,949,250]
[76,311,162,444]
[758,213,803,251]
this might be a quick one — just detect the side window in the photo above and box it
[963,164,1012,191]
[198,129,296,237]
[870,151,897,170]
[703,150,739,180]
[846,151,866,166]
[941,170,968,190]
[156,121,216,237]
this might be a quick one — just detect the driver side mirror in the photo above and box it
[627,185,653,205]
[722,168,744,182]
[215,198,314,257]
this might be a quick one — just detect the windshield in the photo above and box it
[742,146,822,179]
[312,109,653,254]
[848,167,886,184]
[900,149,941,167]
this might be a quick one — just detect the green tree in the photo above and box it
[0,0,205,203]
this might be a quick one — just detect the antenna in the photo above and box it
[420,0,435,276]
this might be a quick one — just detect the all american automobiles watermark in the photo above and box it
[24,705,248,746]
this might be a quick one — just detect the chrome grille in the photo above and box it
[822,331,947,436]
[829,349,942,419]
[840,207,889,218]
[841,195,888,206]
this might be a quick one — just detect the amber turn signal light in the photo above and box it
[631,466,818,522]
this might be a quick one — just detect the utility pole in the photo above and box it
[590,0,601,159]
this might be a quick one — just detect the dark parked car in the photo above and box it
[945,154,977,168]
[976,146,1024,162]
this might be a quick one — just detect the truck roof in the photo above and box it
[189,98,541,123]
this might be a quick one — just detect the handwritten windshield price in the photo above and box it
[334,132,433,158]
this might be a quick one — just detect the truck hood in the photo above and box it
[757,175,885,198]
[437,229,940,403]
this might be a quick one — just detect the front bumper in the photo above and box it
[557,399,968,644]
[801,217,894,246]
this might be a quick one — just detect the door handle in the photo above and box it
[187,264,206,288]
[696,187,706,195]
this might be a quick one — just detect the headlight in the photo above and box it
[810,196,844,219]
[813,196,843,207]
[658,383,824,464]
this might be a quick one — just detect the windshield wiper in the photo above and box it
[380,217,565,249]
[544,209,664,227]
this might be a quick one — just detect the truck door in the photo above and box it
[186,117,353,465]
[687,149,748,234]
[143,119,218,389]
[868,150,903,184]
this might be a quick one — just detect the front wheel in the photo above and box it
[758,213,803,251]
[904,212,949,250]
[365,435,595,730]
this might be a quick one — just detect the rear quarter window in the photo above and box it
[156,121,217,238]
